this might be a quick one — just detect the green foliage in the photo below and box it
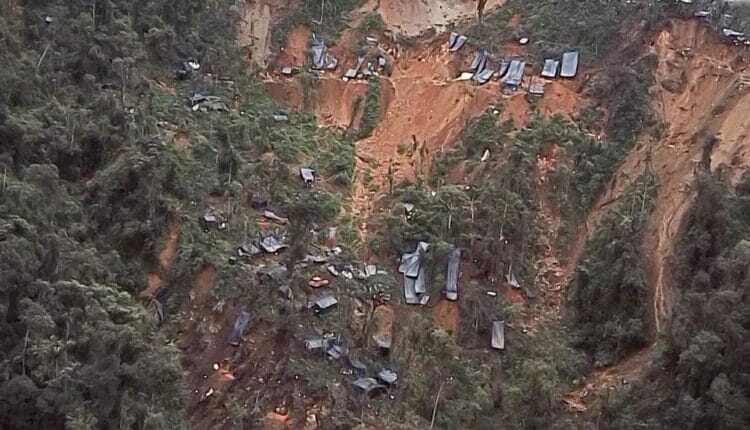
[567,174,656,367]
[274,0,366,44]
[505,0,667,61]
[599,171,750,429]
[359,11,385,33]
[357,77,381,139]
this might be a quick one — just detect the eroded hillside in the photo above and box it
[4,0,750,429]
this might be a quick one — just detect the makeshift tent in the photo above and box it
[377,369,398,385]
[353,378,387,397]
[528,82,545,96]
[256,264,288,282]
[300,168,315,185]
[560,51,579,78]
[310,36,326,69]
[399,242,430,305]
[497,59,510,79]
[473,68,495,85]
[444,246,460,301]
[227,310,251,346]
[448,32,468,52]
[469,50,488,72]
[505,271,521,289]
[541,58,559,78]
[491,320,505,350]
[237,239,262,258]
[310,294,338,313]
[260,235,287,253]
[502,59,525,87]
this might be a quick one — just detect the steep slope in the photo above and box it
[566,18,750,405]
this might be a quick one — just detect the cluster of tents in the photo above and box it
[449,31,580,93]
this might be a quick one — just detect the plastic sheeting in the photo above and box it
[228,310,251,346]
[541,58,559,78]
[260,235,287,253]
[400,242,430,305]
[444,246,460,301]
[497,59,510,79]
[560,51,579,78]
[300,167,315,184]
[353,377,387,396]
[491,320,505,350]
[502,59,526,87]
[473,68,495,85]
[448,32,468,52]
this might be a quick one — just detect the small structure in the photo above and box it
[263,210,288,224]
[272,111,290,123]
[469,50,489,74]
[541,58,560,78]
[349,356,367,375]
[505,270,521,289]
[237,239,262,258]
[260,234,287,253]
[444,246,460,301]
[256,264,288,282]
[528,82,545,97]
[188,93,228,112]
[448,32,468,52]
[176,59,200,80]
[310,34,338,71]
[326,342,347,360]
[497,59,510,79]
[491,320,505,350]
[200,213,219,230]
[280,66,299,76]
[481,149,490,162]
[404,203,415,219]
[305,337,330,351]
[300,168,315,186]
[377,369,398,385]
[365,265,377,277]
[353,377,387,397]
[560,51,579,78]
[310,294,338,314]
[502,58,526,88]
[227,309,251,346]
[399,242,430,305]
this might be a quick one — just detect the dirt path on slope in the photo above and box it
[141,220,181,299]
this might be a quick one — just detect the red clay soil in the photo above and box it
[141,220,181,300]
[565,18,750,406]
[432,299,460,334]
[274,25,310,67]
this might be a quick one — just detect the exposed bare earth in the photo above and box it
[357,0,505,37]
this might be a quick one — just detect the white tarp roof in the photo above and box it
[560,51,579,78]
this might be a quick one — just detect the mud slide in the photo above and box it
[237,0,296,67]
[351,42,499,236]
[566,18,750,405]
[141,220,181,299]
[357,0,506,37]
